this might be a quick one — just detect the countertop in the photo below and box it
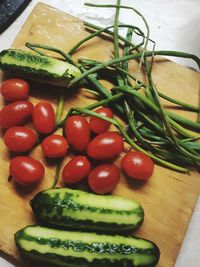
[0,1,200,266]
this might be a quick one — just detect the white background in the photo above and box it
[0,0,200,266]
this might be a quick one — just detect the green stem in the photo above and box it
[113,86,200,135]
[81,22,144,53]
[69,50,200,87]
[51,160,62,188]
[71,107,188,173]
[159,92,199,111]
[55,91,65,125]
[57,93,123,127]
[26,42,74,65]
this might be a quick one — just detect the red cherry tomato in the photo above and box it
[9,156,45,185]
[62,156,91,184]
[87,131,124,160]
[33,101,55,134]
[4,126,37,152]
[0,100,34,128]
[88,164,120,194]
[0,79,29,101]
[65,115,90,151]
[121,151,154,181]
[89,107,113,134]
[41,134,69,158]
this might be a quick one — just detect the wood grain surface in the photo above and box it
[0,3,200,267]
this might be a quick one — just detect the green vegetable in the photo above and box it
[30,188,144,232]
[15,225,160,267]
[0,49,81,86]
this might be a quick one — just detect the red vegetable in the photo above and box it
[89,107,113,134]
[33,101,55,134]
[0,79,29,101]
[41,134,69,158]
[0,100,34,128]
[65,115,90,151]
[9,156,44,185]
[88,164,120,194]
[4,126,37,152]
[121,151,154,181]
[87,131,124,160]
[62,156,91,184]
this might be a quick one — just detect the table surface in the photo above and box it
[0,1,200,267]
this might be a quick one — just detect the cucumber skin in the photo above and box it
[15,225,160,267]
[0,49,81,86]
[30,188,144,233]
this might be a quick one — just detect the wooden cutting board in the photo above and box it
[0,3,200,267]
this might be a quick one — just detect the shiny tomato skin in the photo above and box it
[33,101,55,134]
[4,126,37,152]
[88,164,120,194]
[62,156,91,184]
[87,131,124,160]
[121,151,154,181]
[0,79,29,101]
[41,134,69,158]
[0,100,34,128]
[9,156,45,185]
[65,115,90,151]
[89,107,113,134]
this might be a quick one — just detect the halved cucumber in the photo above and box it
[15,225,160,267]
[0,49,81,86]
[30,188,144,233]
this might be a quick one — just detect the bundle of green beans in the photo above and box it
[26,1,200,174]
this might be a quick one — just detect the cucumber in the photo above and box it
[0,49,81,86]
[30,188,144,233]
[15,225,160,267]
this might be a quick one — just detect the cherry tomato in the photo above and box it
[89,107,113,134]
[41,134,69,158]
[87,131,124,160]
[65,115,90,151]
[33,101,55,134]
[4,126,37,152]
[9,156,45,185]
[0,100,34,128]
[62,156,91,184]
[121,151,154,181]
[0,79,29,101]
[88,164,120,194]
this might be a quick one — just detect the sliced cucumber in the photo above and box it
[0,49,81,86]
[30,188,144,233]
[15,225,160,267]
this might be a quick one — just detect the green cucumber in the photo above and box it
[30,188,144,233]
[15,225,160,267]
[0,49,81,86]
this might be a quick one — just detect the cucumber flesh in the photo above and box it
[0,49,81,86]
[30,188,144,232]
[15,225,160,267]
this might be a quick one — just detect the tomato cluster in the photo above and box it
[0,79,154,192]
